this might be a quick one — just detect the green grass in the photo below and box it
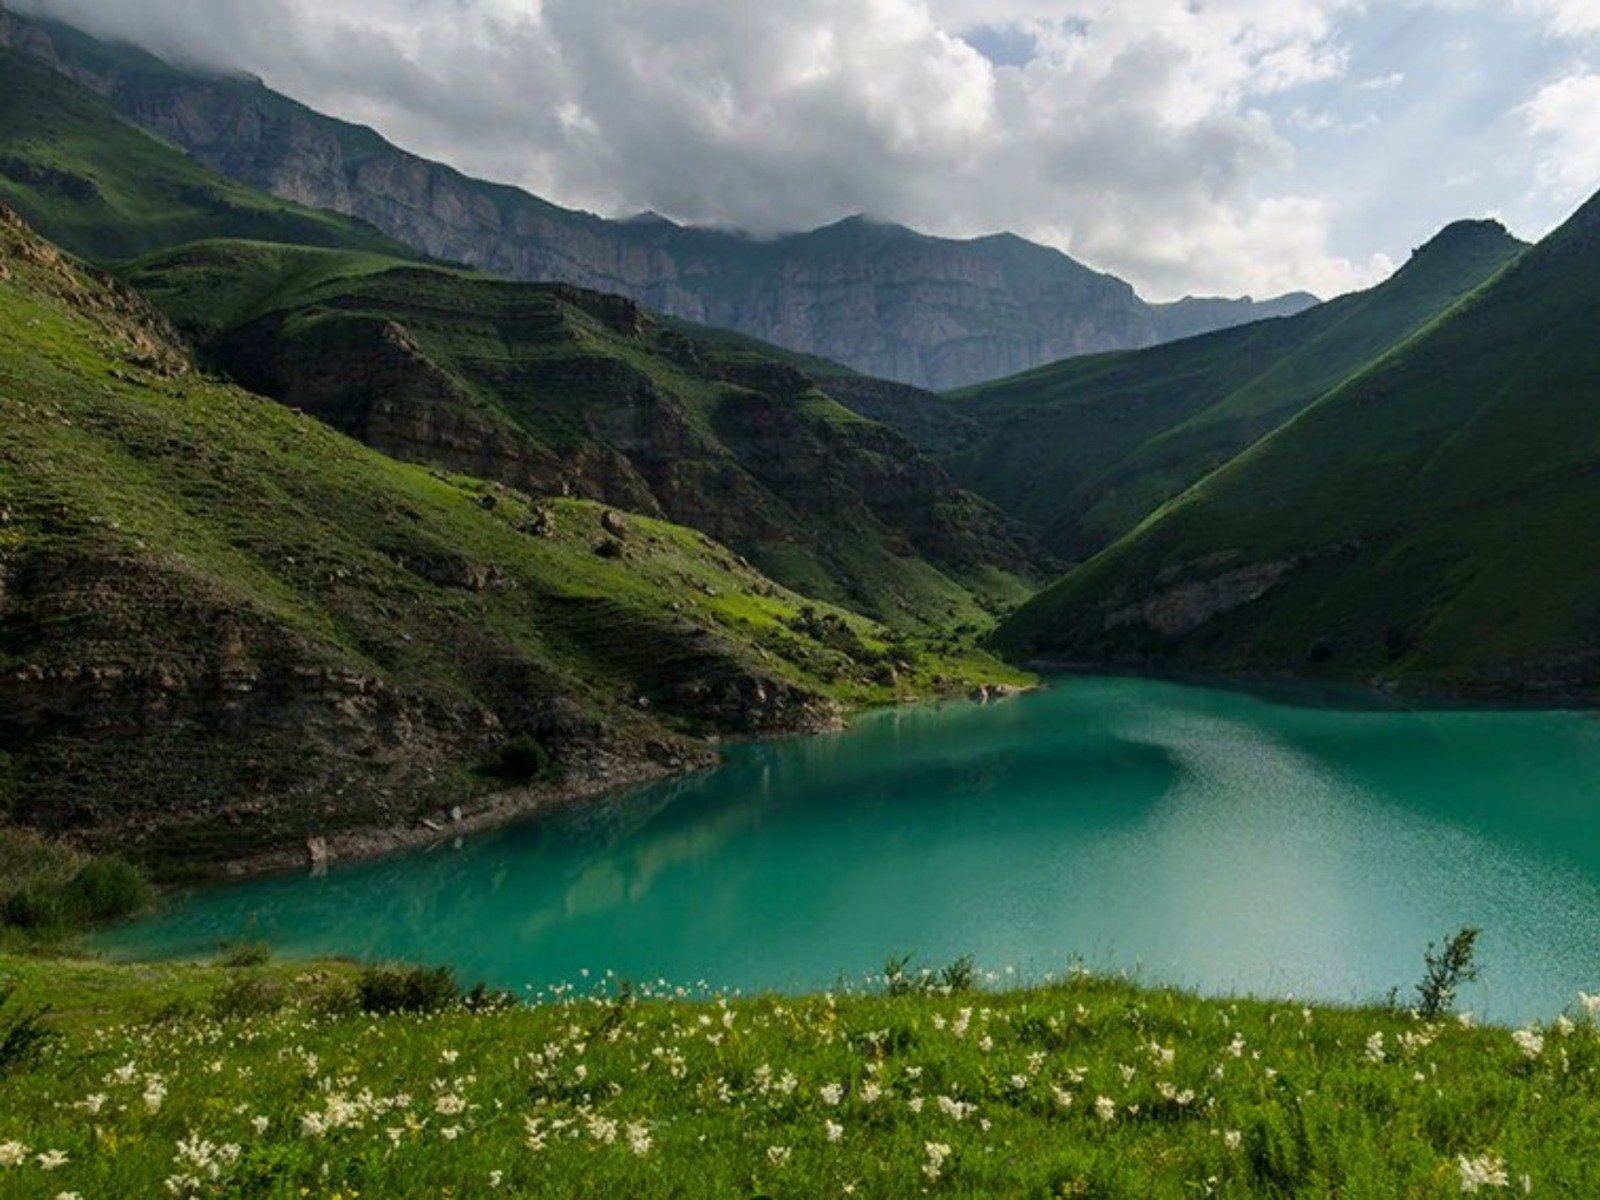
[944,221,1526,558]
[996,192,1600,700]
[0,951,1593,1197]
[121,239,1039,631]
[0,207,1028,872]
[0,50,409,264]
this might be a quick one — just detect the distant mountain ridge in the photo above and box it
[0,4,1317,390]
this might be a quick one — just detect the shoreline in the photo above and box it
[192,682,1037,886]
[1020,659,1600,714]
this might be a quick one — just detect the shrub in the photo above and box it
[0,985,53,1077]
[480,733,551,785]
[219,940,272,968]
[356,964,461,1015]
[1416,926,1481,1016]
[0,855,151,934]
[209,975,285,1020]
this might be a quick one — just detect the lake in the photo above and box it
[99,676,1600,1023]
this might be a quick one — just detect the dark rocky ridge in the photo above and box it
[0,6,1317,391]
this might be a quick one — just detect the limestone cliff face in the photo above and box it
[2,9,1316,390]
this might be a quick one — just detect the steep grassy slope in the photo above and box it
[945,221,1527,557]
[995,192,1600,700]
[124,240,1040,630]
[0,7,1314,389]
[0,206,1027,873]
[0,48,407,262]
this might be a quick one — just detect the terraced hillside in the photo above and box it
[994,190,1600,701]
[126,240,1040,630]
[0,206,1027,874]
[943,220,1526,558]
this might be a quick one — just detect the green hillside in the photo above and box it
[945,221,1526,557]
[995,191,1600,701]
[124,240,1039,630]
[0,206,1026,873]
[0,48,407,262]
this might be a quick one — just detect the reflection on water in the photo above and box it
[100,677,1600,1023]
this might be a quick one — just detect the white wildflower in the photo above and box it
[860,1081,883,1103]
[824,1120,844,1143]
[936,1095,976,1121]
[37,1150,69,1171]
[820,1083,844,1106]
[435,1093,467,1116]
[0,1142,26,1168]
[144,1081,167,1113]
[1223,1130,1242,1152]
[75,1094,106,1115]
[923,1141,952,1181]
[625,1121,652,1156]
[1051,1085,1074,1109]
[1457,1153,1510,1193]
[440,1125,461,1141]
[1578,991,1600,1020]
[440,1050,459,1065]
[767,1145,791,1167]
[1512,1027,1544,1060]
[1364,1032,1386,1064]
[250,1116,270,1136]
[1095,1095,1116,1123]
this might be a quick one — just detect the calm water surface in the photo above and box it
[100,677,1600,1023]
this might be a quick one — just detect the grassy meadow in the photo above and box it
[0,949,1594,1198]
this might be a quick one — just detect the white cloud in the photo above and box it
[1521,71,1600,199]
[1517,0,1600,37]
[12,0,1395,297]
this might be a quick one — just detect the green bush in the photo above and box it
[219,940,272,968]
[479,733,551,785]
[355,964,461,1015]
[0,985,53,1077]
[0,853,152,935]
[209,974,286,1020]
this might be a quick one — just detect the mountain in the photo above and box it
[124,240,1040,630]
[0,42,1039,631]
[994,190,1600,702]
[0,47,407,262]
[0,5,1316,390]
[940,219,1527,557]
[0,205,1027,872]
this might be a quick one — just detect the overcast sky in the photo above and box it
[14,0,1600,300]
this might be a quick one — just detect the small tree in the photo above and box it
[1415,926,1481,1017]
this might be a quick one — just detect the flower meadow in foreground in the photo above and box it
[1,958,1598,1198]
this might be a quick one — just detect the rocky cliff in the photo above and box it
[0,7,1317,391]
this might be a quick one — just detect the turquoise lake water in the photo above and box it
[100,676,1600,1023]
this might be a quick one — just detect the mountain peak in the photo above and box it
[1410,218,1521,263]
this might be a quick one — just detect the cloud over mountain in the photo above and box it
[12,0,1593,298]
